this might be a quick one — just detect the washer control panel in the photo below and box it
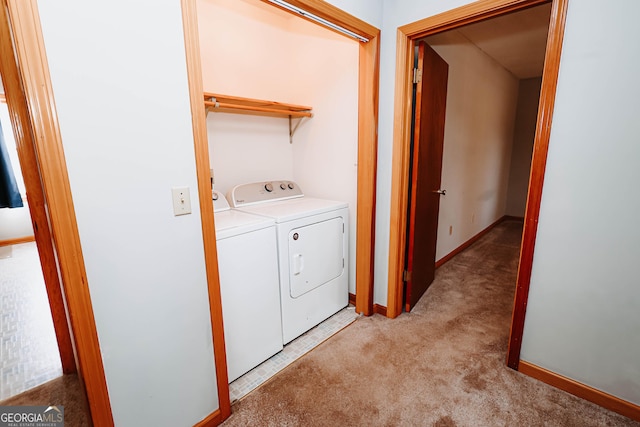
[212,190,230,212]
[230,181,303,207]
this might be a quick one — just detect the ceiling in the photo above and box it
[427,3,552,79]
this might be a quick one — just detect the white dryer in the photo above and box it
[212,190,283,382]
[229,181,349,344]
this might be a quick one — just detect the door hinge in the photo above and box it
[403,270,412,282]
[413,68,422,84]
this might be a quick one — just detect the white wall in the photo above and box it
[0,103,33,240]
[325,0,383,28]
[198,0,359,294]
[521,0,640,405]
[424,31,519,261]
[198,0,297,194]
[506,77,541,217]
[0,205,32,241]
[37,1,218,426]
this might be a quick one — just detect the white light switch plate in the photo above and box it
[171,187,191,216]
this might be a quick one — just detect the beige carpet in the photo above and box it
[221,220,640,426]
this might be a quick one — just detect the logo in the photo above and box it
[0,406,64,427]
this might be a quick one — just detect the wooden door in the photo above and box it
[405,42,449,312]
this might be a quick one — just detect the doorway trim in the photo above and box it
[385,0,568,369]
[1,0,113,424]
[180,0,231,421]
[0,8,76,376]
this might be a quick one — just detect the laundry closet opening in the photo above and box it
[197,0,359,293]
[195,0,361,398]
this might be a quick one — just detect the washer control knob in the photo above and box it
[212,192,219,201]
[288,183,294,190]
[280,183,287,190]
[264,182,273,192]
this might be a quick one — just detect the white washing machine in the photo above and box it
[229,181,349,344]
[212,190,283,382]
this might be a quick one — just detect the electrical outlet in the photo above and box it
[172,187,191,216]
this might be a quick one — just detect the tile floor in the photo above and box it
[0,242,62,400]
[229,305,359,403]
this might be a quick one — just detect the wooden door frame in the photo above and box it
[0,6,76,376]
[385,0,568,371]
[181,0,231,422]
[1,0,114,425]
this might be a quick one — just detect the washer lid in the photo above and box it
[234,197,348,223]
[214,210,275,239]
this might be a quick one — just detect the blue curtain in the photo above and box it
[0,119,24,208]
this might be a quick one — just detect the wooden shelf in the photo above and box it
[204,92,312,143]
[203,92,312,118]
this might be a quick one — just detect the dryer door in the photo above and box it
[288,217,344,298]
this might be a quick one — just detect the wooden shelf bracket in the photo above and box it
[203,92,312,143]
[289,115,308,144]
